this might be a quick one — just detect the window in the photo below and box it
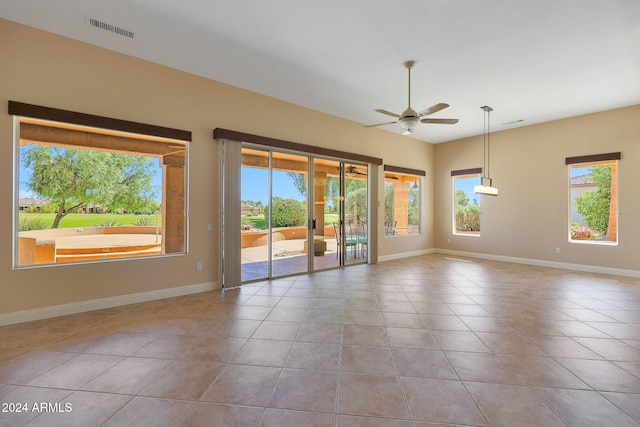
[567,152,620,244]
[383,165,424,236]
[452,169,481,236]
[11,101,190,267]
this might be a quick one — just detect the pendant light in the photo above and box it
[474,105,499,196]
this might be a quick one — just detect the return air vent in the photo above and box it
[87,17,135,39]
[501,119,524,126]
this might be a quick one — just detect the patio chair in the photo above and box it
[333,221,357,259]
[384,220,397,236]
[356,222,367,258]
[345,223,360,258]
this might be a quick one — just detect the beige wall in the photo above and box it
[434,104,640,272]
[0,19,434,315]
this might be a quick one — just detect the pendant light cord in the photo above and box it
[483,109,487,179]
[481,106,493,182]
[486,108,491,180]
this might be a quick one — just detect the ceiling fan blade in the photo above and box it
[418,103,449,116]
[375,109,401,118]
[364,120,398,128]
[420,118,459,124]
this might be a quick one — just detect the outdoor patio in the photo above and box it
[241,237,366,282]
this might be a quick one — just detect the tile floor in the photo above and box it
[1,254,640,426]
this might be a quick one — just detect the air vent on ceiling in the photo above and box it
[87,17,135,39]
[501,119,524,126]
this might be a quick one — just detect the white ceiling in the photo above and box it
[2,0,639,143]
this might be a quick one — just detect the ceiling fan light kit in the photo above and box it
[401,117,419,134]
[474,105,499,196]
[366,60,459,135]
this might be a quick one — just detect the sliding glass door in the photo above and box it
[239,146,368,283]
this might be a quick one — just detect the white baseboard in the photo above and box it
[379,247,640,278]
[435,249,640,279]
[0,281,220,326]
[378,248,435,263]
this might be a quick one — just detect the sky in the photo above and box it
[242,168,304,204]
[571,166,591,178]
[454,176,482,205]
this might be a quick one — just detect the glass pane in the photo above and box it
[570,161,617,243]
[17,119,186,267]
[270,152,308,277]
[408,178,420,234]
[313,158,341,270]
[344,164,368,264]
[453,175,481,235]
[241,148,269,281]
[384,172,421,236]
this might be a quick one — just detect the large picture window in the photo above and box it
[567,152,619,244]
[11,101,190,267]
[383,165,423,236]
[452,168,481,236]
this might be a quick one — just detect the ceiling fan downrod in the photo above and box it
[404,60,415,110]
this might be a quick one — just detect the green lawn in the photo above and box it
[19,213,162,229]
[246,216,267,230]
[324,213,339,224]
[243,213,339,231]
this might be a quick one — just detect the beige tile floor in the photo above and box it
[1,254,640,426]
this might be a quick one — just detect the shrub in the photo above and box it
[40,202,59,214]
[264,197,306,228]
[574,166,611,234]
[132,216,154,226]
[94,219,119,227]
[571,222,603,240]
[455,205,480,232]
[18,216,50,231]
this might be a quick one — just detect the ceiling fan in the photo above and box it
[346,165,398,181]
[365,60,459,135]
[346,165,366,177]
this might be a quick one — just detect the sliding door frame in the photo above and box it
[217,129,381,288]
